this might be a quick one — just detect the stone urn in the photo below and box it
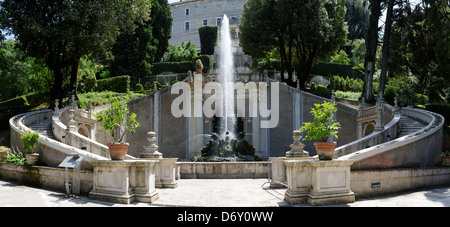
[107,143,129,160]
[26,153,39,165]
[442,156,450,167]
[0,150,8,162]
[314,142,337,160]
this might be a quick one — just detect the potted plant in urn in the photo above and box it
[95,95,140,160]
[0,146,11,162]
[441,151,450,166]
[21,131,40,165]
[299,101,340,160]
[195,59,203,73]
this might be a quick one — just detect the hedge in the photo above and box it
[311,62,363,79]
[199,26,218,55]
[0,91,48,129]
[96,75,130,93]
[152,62,193,75]
[256,60,363,79]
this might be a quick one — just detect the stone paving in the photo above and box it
[0,178,449,207]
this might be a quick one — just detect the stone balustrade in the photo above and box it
[89,159,159,204]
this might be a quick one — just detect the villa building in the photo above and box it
[169,0,247,49]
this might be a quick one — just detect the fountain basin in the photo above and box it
[179,161,268,179]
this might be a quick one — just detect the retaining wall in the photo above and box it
[0,162,93,194]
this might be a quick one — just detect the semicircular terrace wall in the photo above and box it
[121,82,360,160]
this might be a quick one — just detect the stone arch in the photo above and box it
[364,122,375,136]
[78,124,89,138]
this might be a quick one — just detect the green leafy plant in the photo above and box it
[299,101,341,142]
[135,83,143,92]
[94,95,140,143]
[5,149,26,165]
[20,131,40,154]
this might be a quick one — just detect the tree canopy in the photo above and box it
[240,0,348,88]
[0,0,152,104]
[110,0,172,82]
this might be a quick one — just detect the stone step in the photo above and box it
[28,119,55,139]
[398,116,428,138]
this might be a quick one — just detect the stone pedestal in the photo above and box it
[307,160,355,205]
[89,160,159,204]
[269,157,286,188]
[284,159,355,205]
[151,158,178,188]
[284,160,312,203]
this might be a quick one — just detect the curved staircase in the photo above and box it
[28,118,55,140]
[398,116,428,138]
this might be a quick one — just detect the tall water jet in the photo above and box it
[196,15,258,161]
[218,14,235,138]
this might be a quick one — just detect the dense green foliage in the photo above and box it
[198,26,218,55]
[300,101,341,142]
[152,62,193,75]
[5,149,26,165]
[344,0,370,41]
[110,0,172,82]
[96,75,131,94]
[0,40,53,101]
[0,91,49,129]
[77,91,145,109]
[162,41,198,62]
[94,95,140,143]
[330,75,364,92]
[0,0,152,103]
[240,0,348,88]
[20,131,39,154]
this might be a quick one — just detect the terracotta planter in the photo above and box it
[442,156,450,167]
[26,153,39,165]
[196,68,203,73]
[107,143,129,160]
[314,142,337,160]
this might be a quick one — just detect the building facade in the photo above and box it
[169,0,247,49]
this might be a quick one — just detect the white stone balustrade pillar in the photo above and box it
[140,131,178,188]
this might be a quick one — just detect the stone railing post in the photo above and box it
[270,130,312,188]
[375,92,385,131]
[53,99,59,115]
[140,132,178,188]
[285,130,308,158]
[68,106,77,132]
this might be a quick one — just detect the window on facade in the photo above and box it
[203,19,208,26]
[185,8,190,15]
[216,18,222,27]
[185,21,190,31]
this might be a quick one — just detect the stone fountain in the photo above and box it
[195,15,258,162]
